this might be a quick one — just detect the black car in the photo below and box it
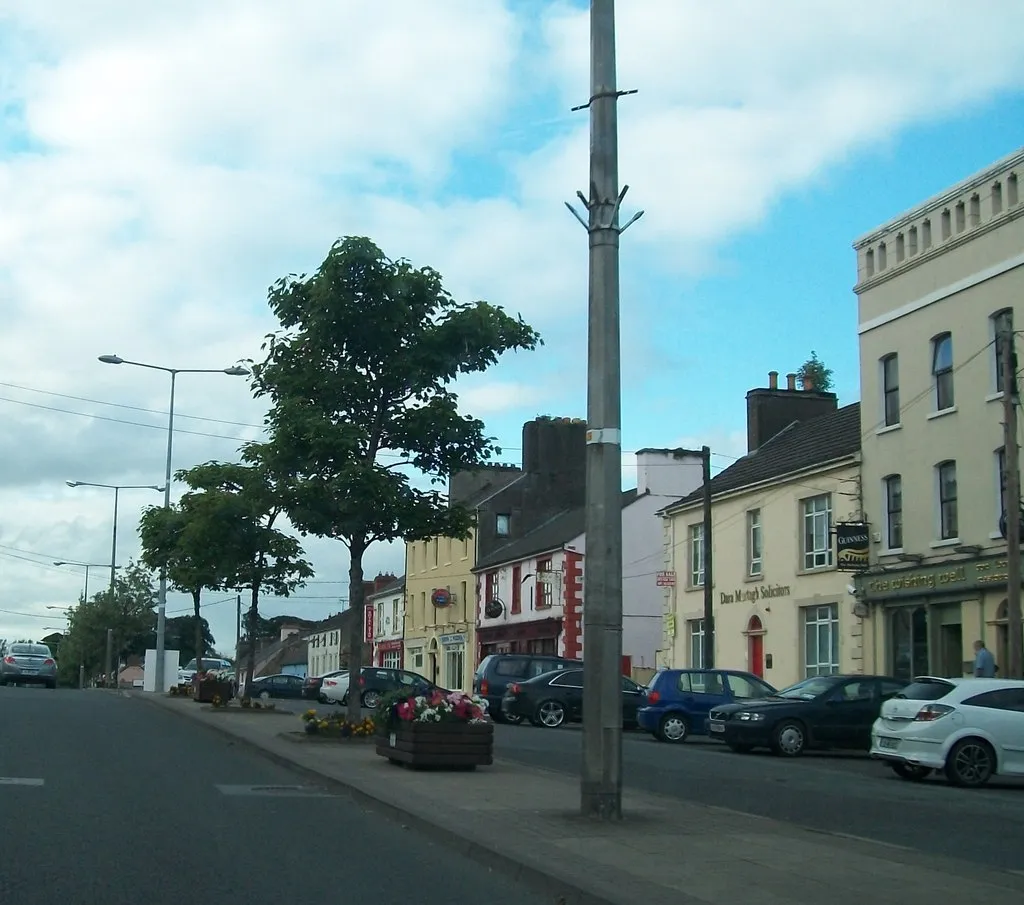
[341,667,443,709]
[248,673,305,700]
[707,674,909,756]
[474,653,581,724]
[501,667,647,728]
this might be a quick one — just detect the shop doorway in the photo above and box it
[939,622,964,677]
[890,606,928,680]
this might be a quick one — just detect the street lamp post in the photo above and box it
[98,354,249,692]
[53,560,111,603]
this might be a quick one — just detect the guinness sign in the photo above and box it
[484,598,504,619]
[836,522,870,572]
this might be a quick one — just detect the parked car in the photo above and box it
[870,676,1024,787]
[321,667,441,709]
[638,669,777,743]
[501,667,647,728]
[303,669,347,702]
[708,674,909,756]
[247,673,305,700]
[0,642,57,688]
[473,653,581,724]
[178,656,232,686]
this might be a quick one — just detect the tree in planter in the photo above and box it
[173,461,313,700]
[248,236,541,723]
[138,496,231,680]
[797,351,834,392]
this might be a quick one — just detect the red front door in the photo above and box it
[749,634,764,679]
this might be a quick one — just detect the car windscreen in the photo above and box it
[896,679,956,701]
[10,644,50,657]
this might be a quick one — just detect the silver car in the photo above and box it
[1,642,58,688]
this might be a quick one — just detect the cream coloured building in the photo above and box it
[852,146,1024,678]
[659,378,868,690]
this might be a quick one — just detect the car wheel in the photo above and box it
[727,743,754,754]
[318,693,329,704]
[259,690,271,702]
[496,711,524,725]
[361,690,381,709]
[944,737,995,788]
[535,699,566,728]
[656,713,689,743]
[891,762,932,782]
[771,720,806,757]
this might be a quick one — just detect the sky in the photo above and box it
[1,0,1023,656]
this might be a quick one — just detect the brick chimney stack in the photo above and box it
[746,371,837,453]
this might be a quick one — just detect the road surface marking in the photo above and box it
[0,777,44,786]
[215,784,337,798]
[826,831,911,851]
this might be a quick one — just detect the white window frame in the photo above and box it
[936,460,958,541]
[444,645,466,691]
[689,524,705,587]
[688,619,705,669]
[880,353,900,427]
[801,494,833,570]
[991,308,1014,394]
[381,649,401,670]
[883,474,903,551]
[931,332,954,411]
[747,509,762,576]
[803,603,840,677]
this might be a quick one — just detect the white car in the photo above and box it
[870,676,1024,787]
[178,657,233,686]
[320,672,350,704]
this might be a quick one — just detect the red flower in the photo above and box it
[397,701,414,721]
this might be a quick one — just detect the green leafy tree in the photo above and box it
[174,461,314,699]
[165,615,216,667]
[797,351,834,392]
[249,236,541,721]
[138,496,231,676]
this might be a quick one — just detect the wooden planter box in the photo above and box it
[375,721,494,769]
[193,680,234,704]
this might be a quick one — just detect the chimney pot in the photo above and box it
[768,371,779,390]
[786,373,797,391]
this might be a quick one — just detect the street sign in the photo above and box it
[656,571,676,587]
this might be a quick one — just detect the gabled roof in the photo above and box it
[474,489,640,571]
[366,577,405,602]
[661,403,861,515]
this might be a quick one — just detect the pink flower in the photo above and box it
[397,701,414,721]
[429,690,444,707]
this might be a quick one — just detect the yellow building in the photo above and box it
[659,379,871,690]
[403,532,477,692]
[852,147,1024,677]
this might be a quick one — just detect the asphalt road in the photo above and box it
[0,686,554,905]
[493,722,1024,871]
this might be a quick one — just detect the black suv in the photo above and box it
[473,653,581,723]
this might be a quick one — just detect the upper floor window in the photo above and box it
[802,494,833,570]
[992,308,1014,393]
[936,460,958,540]
[495,513,511,537]
[931,333,954,411]
[432,537,439,567]
[747,509,762,577]
[881,353,900,426]
[883,475,903,551]
[689,524,705,588]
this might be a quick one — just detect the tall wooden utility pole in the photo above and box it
[1000,326,1022,678]
[701,447,714,669]
[565,0,643,820]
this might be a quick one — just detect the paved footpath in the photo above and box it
[142,692,1024,905]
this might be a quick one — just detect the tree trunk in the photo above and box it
[243,585,259,702]
[345,542,367,724]
[192,588,204,676]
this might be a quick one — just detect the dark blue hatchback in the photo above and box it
[637,669,776,743]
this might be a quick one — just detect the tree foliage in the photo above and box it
[165,615,216,666]
[249,236,541,719]
[173,461,313,697]
[797,351,834,392]
[57,561,158,684]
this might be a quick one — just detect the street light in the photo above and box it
[98,353,250,692]
[53,561,114,603]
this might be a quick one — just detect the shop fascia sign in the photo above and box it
[855,555,1022,600]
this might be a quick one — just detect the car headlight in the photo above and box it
[735,712,766,722]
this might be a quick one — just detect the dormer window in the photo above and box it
[495,514,511,537]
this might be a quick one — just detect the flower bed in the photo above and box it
[374,688,493,769]
[300,709,375,739]
[193,669,235,704]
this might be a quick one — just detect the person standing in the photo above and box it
[973,640,997,677]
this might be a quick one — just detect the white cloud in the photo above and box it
[2,0,1023,647]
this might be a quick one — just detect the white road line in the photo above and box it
[0,777,44,786]
[826,831,911,851]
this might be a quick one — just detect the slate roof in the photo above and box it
[661,402,861,514]
[474,489,640,571]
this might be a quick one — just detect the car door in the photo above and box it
[549,670,585,719]
[684,670,731,722]
[818,679,879,747]
[284,675,304,697]
[959,688,1024,774]
[399,670,433,695]
[620,676,645,723]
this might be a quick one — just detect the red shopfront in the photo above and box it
[376,639,403,669]
[477,616,563,662]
